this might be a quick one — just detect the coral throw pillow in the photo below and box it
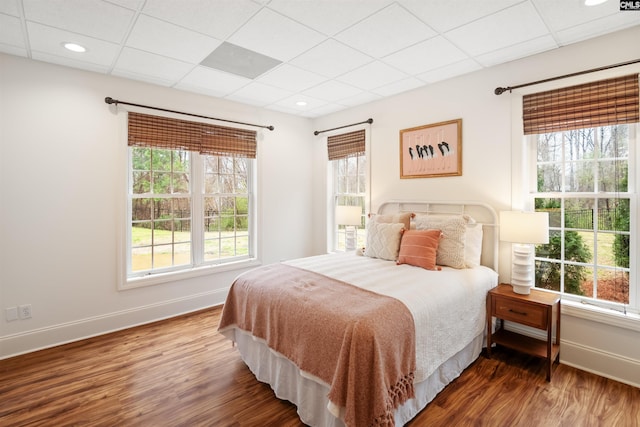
[397,229,442,271]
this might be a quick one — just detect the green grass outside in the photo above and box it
[131,227,248,271]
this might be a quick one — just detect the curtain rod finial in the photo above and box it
[314,130,320,136]
[367,118,373,124]
[105,97,115,104]
[494,87,507,95]
[267,125,275,131]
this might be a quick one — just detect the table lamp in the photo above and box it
[500,210,549,294]
[335,205,361,251]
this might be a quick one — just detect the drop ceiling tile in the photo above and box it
[0,14,25,49]
[399,0,521,33]
[31,51,110,74]
[267,0,393,36]
[334,3,437,58]
[338,91,383,107]
[225,81,294,107]
[142,0,260,40]
[337,61,408,91]
[107,0,145,10]
[0,1,20,15]
[553,16,640,46]
[272,93,331,112]
[176,66,251,97]
[266,103,305,115]
[126,14,221,64]
[289,39,373,78]
[228,7,325,61]
[383,36,467,75]
[302,80,363,103]
[475,35,557,67]
[303,103,348,118]
[0,44,27,57]
[257,64,327,91]
[532,0,622,32]
[445,2,548,56]
[416,59,481,84]
[113,47,194,84]
[23,0,134,43]
[27,22,121,67]
[371,76,425,97]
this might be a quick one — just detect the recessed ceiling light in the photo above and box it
[584,0,607,6]
[62,42,87,53]
[296,101,308,106]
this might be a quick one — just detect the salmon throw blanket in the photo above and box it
[218,263,416,427]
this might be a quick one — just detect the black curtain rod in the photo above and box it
[494,58,640,95]
[314,118,373,136]
[104,97,275,131]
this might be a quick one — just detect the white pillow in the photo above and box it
[465,223,483,268]
[414,215,468,269]
[413,214,485,268]
[368,212,413,230]
[364,222,404,261]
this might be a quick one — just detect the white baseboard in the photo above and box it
[560,339,640,388]
[0,288,228,360]
[505,322,640,388]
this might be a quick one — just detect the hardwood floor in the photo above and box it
[1,306,638,427]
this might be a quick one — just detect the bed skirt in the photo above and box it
[227,327,483,426]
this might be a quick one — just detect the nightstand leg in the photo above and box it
[546,308,553,381]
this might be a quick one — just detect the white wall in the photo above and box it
[0,54,314,358]
[311,25,640,387]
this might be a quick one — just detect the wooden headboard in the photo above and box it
[376,200,499,272]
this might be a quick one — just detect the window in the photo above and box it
[124,112,256,286]
[328,129,366,251]
[522,74,639,313]
[332,154,366,251]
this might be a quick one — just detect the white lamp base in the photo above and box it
[344,226,357,251]
[510,243,535,295]
[512,284,533,295]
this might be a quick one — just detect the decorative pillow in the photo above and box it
[364,222,404,261]
[397,229,442,271]
[414,215,468,269]
[368,212,413,231]
[465,223,483,268]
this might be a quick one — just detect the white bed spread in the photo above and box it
[285,252,498,382]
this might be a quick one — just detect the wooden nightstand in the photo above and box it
[487,283,561,381]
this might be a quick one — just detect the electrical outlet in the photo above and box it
[5,307,18,322]
[19,304,32,319]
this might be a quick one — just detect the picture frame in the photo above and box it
[400,118,462,179]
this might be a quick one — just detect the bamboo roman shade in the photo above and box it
[327,129,366,160]
[522,74,639,135]
[128,112,257,158]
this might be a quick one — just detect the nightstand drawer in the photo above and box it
[493,296,547,329]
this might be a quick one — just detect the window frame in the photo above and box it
[330,153,367,252]
[524,124,638,314]
[118,118,259,291]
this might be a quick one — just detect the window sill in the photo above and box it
[561,299,640,333]
[119,258,261,291]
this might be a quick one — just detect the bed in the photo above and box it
[218,200,499,426]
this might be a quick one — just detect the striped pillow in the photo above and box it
[397,229,442,271]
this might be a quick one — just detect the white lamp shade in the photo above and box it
[500,211,549,244]
[335,205,361,226]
